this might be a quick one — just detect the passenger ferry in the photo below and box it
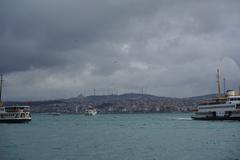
[0,106,31,123]
[191,90,240,120]
[0,74,31,123]
[192,70,240,120]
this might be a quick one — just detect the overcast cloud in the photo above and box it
[1,0,240,100]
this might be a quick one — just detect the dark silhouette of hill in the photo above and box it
[4,93,215,114]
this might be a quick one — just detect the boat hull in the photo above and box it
[191,116,240,121]
[0,118,31,123]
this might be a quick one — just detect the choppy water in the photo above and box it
[0,113,240,160]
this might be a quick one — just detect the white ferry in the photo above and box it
[0,74,31,123]
[192,69,240,120]
[84,107,97,116]
[0,106,31,123]
[191,90,240,120]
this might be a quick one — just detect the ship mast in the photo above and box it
[217,69,221,97]
[223,78,226,94]
[238,81,240,96]
[0,74,3,107]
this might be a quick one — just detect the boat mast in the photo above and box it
[223,78,226,94]
[0,74,3,107]
[238,81,240,96]
[217,69,221,97]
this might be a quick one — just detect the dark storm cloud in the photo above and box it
[1,0,240,100]
[0,0,163,73]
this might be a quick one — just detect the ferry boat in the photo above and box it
[191,91,240,120]
[192,70,240,120]
[0,106,31,123]
[84,107,97,116]
[0,74,31,123]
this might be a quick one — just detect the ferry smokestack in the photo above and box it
[226,90,235,96]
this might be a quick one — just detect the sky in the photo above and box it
[1,0,240,100]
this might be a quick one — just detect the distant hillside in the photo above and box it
[4,93,208,114]
[187,94,217,100]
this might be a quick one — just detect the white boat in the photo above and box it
[0,74,31,123]
[192,70,240,120]
[192,92,240,120]
[0,106,31,123]
[84,107,97,116]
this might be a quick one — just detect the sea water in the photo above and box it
[0,113,240,160]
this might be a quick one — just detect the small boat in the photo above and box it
[192,69,240,120]
[0,74,31,123]
[84,107,97,116]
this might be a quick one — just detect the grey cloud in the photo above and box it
[1,0,163,73]
[1,0,240,100]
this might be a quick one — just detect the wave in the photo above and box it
[167,117,192,121]
[177,117,192,120]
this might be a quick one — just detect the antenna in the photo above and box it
[0,74,3,107]
[217,69,221,97]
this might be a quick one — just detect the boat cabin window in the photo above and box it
[229,98,240,101]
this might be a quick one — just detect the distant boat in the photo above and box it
[192,69,240,120]
[84,107,97,116]
[0,74,31,123]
